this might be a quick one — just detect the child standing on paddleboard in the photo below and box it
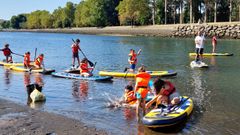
[195,31,205,62]
[71,39,81,68]
[128,49,141,72]
[1,44,13,63]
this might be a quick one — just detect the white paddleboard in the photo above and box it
[190,61,209,68]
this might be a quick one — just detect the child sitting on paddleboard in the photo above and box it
[80,58,93,77]
[146,77,181,109]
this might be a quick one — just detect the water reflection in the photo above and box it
[72,80,89,101]
[191,70,208,111]
[210,56,216,66]
[123,108,135,121]
[4,68,11,86]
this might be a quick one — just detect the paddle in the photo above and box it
[34,48,37,61]
[90,62,97,73]
[12,52,24,57]
[71,39,95,67]
[123,67,130,78]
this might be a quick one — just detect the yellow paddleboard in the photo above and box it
[9,66,55,74]
[0,61,34,67]
[99,70,177,78]
[189,53,233,56]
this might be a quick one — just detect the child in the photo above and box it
[134,66,151,118]
[24,52,31,69]
[146,78,181,109]
[71,39,81,68]
[34,54,44,69]
[124,82,136,103]
[1,44,13,63]
[80,58,93,77]
[128,49,141,72]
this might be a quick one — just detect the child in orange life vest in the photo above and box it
[128,49,141,72]
[71,39,81,68]
[80,58,93,77]
[146,77,180,109]
[34,54,44,69]
[1,44,13,63]
[24,52,31,69]
[124,82,136,103]
[134,66,151,118]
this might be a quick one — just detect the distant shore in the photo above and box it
[1,22,240,39]
[0,98,107,135]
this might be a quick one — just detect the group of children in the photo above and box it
[1,43,45,69]
[124,48,181,119]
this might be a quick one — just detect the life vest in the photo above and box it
[2,48,11,56]
[135,72,151,98]
[124,91,136,103]
[72,44,79,53]
[128,52,137,64]
[35,56,43,66]
[161,81,176,96]
[80,63,88,73]
[24,54,30,65]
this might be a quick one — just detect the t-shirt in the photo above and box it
[195,35,205,48]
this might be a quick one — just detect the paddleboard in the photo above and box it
[10,66,55,74]
[143,96,193,128]
[0,61,34,67]
[99,70,177,78]
[190,61,208,68]
[52,72,113,81]
[189,53,233,56]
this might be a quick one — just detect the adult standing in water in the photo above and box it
[212,35,217,53]
[71,39,81,68]
[194,31,205,62]
[128,49,141,72]
[134,66,151,120]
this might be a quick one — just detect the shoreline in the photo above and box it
[1,22,240,39]
[1,25,176,37]
[0,98,107,135]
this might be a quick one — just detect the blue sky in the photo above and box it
[0,0,81,20]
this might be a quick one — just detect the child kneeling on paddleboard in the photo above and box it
[146,77,180,109]
[80,58,93,77]
[34,54,44,69]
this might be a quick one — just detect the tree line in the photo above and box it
[0,0,240,29]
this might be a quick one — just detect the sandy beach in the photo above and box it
[1,25,176,37]
[0,99,107,135]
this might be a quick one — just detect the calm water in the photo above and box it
[0,32,240,135]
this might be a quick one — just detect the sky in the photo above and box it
[0,0,81,20]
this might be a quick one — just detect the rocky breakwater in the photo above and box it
[172,24,240,39]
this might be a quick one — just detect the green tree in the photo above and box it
[117,0,151,26]
[40,11,53,28]
[0,21,10,28]
[10,14,27,29]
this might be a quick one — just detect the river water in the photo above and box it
[0,32,239,135]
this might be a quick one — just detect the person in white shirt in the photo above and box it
[195,31,205,62]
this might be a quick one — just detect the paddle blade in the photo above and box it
[88,60,94,67]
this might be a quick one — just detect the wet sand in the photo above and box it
[0,99,107,135]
